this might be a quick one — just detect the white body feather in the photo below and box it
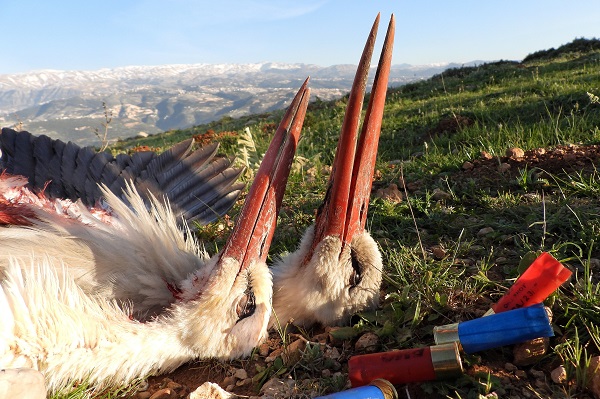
[0,177,272,392]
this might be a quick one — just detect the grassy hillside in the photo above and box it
[90,39,600,398]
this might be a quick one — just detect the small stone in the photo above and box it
[534,379,547,389]
[529,369,545,379]
[235,379,247,387]
[138,380,150,391]
[260,377,296,398]
[136,132,149,138]
[374,183,403,203]
[431,245,446,260]
[431,188,452,201]
[312,332,329,344]
[354,332,379,352]
[462,161,474,170]
[477,227,495,237]
[222,376,236,388]
[306,166,318,177]
[498,163,511,172]
[505,362,518,372]
[258,342,270,357]
[166,381,183,392]
[481,151,493,160]
[496,256,508,264]
[327,327,350,346]
[515,369,527,378]
[0,369,46,399]
[283,338,308,366]
[550,365,567,384]
[159,378,174,387]
[322,369,332,378]
[324,346,341,361]
[134,392,152,399]
[513,337,549,366]
[506,147,524,159]
[149,388,176,399]
[586,356,600,398]
[189,382,235,399]
[520,388,533,398]
[265,347,283,363]
[533,148,546,156]
[234,368,248,380]
[330,360,342,371]
[406,181,421,191]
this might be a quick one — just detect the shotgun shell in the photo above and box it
[348,342,463,387]
[436,252,569,338]
[490,252,571,314]
[314,379,397,399]
[434,303,553,353]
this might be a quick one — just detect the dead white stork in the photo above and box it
[0,80,310,392]
[1,14,396,332]
[270,14,395,327]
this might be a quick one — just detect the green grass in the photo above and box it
[57,39,600,398]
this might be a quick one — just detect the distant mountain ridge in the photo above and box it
[0,61,480,146]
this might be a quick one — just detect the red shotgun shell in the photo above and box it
[492,252,571,313]
[348,343,462,386]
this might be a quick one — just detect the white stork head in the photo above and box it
[192,78,311,356]
[271,14,394,327]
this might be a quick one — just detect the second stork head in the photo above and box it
[271,14,395,328]
[190,78,310,356]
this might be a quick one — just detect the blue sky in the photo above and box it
[2,1,599,75]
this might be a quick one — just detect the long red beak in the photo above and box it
[220,78,310,272]
[312,14,395,254]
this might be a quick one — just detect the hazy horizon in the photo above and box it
[2,1,599,75]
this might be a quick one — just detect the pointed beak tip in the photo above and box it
[220,81,310,271]
[313,13,395,247]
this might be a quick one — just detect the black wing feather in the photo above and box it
[0,128,243,227]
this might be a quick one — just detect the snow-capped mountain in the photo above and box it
[0,61,471,146]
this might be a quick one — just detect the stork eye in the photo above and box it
[236,289,256,321]
[349,248,363,287]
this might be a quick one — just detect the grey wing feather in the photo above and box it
[142,139,194,180]
[60,141,80,199]
[48,139,66,198]
[13,130,35,179]
[177,161,244,220]
[0,128,244,226]
[32,134,53,190]
[186,183,245,225]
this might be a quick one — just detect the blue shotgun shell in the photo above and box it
[458,303,553,353]
[314,379,397,399]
